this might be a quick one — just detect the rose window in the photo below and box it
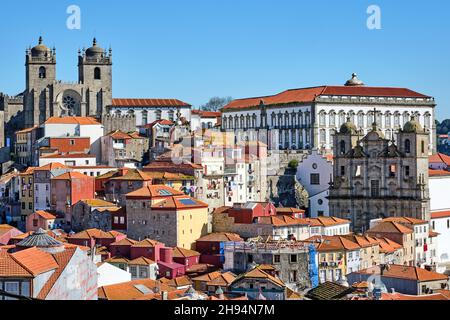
[63,96,76,110]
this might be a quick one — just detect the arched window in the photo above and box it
[405,139,411,153]
[340,140,346,155]
[39,66,46,79]
[94,67,101,80]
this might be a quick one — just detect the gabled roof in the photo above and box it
[36,247,77,299]
[299,216,350,227]
[382,217,428,225]
[206,272,236,287]
[258,215,310,227]
[34,211,57,220]
[52,171,94,180]
[234,266,285,287]
[429,153,450,165]
[10,247,59,276]
[126,185,184,198]
[112,98,191,108]
[109,169,153,181]
[172,247,200,258]
[355,264,449,282]
[129,257,155,266]
[36,162,68,171]
[131,238,163,248]
[98,278,175,300]
[44,116,101,125]
[192,271,222,282]
[161,275,193,288]
[69,228,124,240]
[150,195,208,210]
[367,221,413,234]
[107,130,144,140]
[196,232,243,242]
[110,238,137,246]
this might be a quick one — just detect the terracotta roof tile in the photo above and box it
[98,278,175,300]
[10,247,59,276]
[132,238,163,248]
[126,185,185,198]
[36,247,77,299]
[129,257,155,266]
[235,266,285,287]
[356,264,449,282]
[196,232,243,242]
[206,272,236,287]
[44,116,101,125]
[35,211,56,220]
[223,86,430,110]
[429,169,450,177]
[367,221,413,234]
[172,247,200,258]
[429,153,450,166]
[52,171,94,180]
[112,98,191,108]
[431,210,450,219]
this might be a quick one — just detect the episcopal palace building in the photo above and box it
[221,74,436,155]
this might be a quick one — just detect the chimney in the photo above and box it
[160,247,173,264]
[390,288,396,294]
[161,291,168,300]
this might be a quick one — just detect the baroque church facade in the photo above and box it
[23,37,112,127]
[328,115,430,232]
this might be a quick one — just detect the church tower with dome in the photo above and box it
[328,113,430,233]
[23,37,112,127]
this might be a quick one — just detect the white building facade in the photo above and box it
[107,98,192,129]
[221,74,436,155]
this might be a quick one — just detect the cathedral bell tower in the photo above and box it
[397,116,430,220]
[78,38,112,117]
[24,36,56,127]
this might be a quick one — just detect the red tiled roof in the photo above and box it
[429,153,450,165]
[356,264,448,282]
[107,130,144,140]
[367,221,413,234]
[172,247,200,258]
[52,171,94,180]
[191,110,221,118]
[112,98,191,107]
[126,185,184,198]
[35,210,57,220]
[431,210,450,219]
[41,153,95,159]
[36,162,69,171]
[36,247,77,299]
[44,117,101,125]
[11,247,59,276]
[196,232,243,242]
[222,86,430,110]
[429,169,450,177]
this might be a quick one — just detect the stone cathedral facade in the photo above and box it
[23,37,112,127]
[328,114,430,233]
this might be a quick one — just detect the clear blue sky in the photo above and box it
[1,0,449,119]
